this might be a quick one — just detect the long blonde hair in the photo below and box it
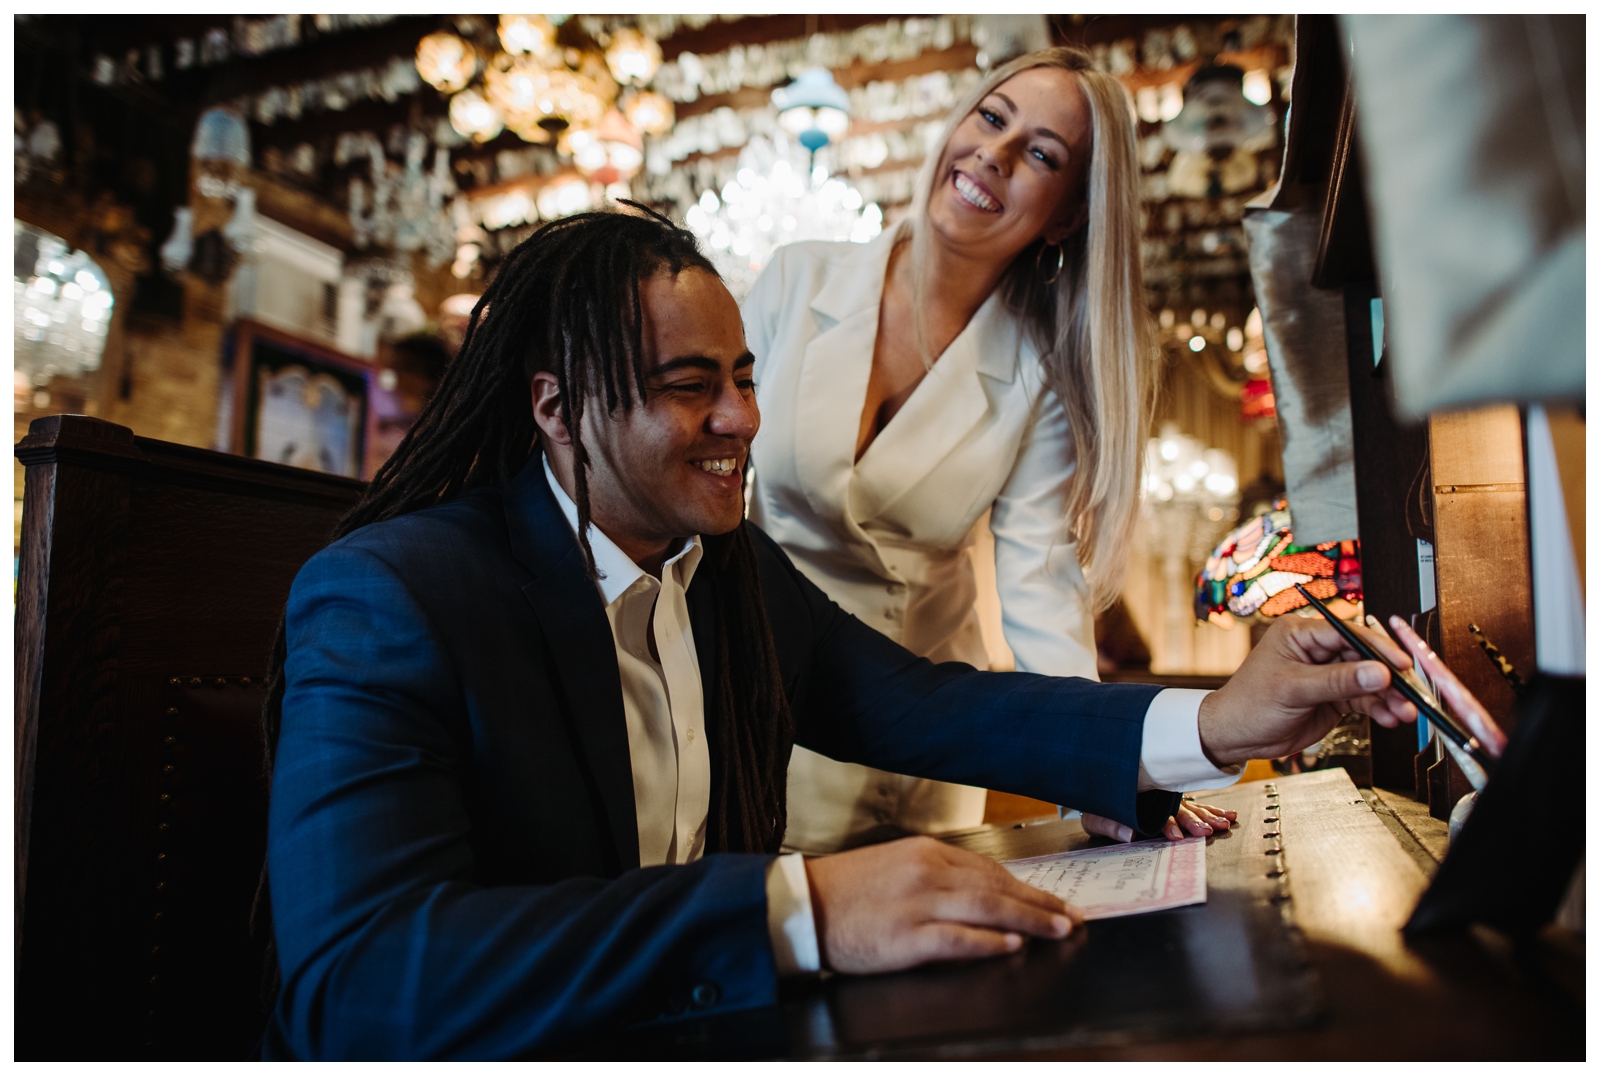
[905,46,1155,614]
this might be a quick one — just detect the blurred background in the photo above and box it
[15,14,1299,688]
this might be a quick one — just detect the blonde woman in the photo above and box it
[743,46,1236,851]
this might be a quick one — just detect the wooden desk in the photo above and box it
[633,770,1580,1060]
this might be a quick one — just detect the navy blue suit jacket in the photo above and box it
[262,455,1170,1059]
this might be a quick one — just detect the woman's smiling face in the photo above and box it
[926,66,1094,263]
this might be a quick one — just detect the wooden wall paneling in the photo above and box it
[15,415,363,1058]
[1427,407,1536,725]
[1425,406,1536,818]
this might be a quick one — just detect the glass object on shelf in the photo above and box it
[191,107,252,164]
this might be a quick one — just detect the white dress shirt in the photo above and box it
[543,460,819,975]
[545,459,1235,978]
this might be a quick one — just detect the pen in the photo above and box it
[1292,583,1496,774]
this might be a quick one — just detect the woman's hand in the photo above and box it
[1080,800,1237,843]
[1386,615,1508,758]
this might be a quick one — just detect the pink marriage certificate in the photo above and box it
[1002,836,1207,920]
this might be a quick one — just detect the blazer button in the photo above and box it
[690,982,720,1009]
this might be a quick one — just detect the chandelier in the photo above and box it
[14,221,113,388]
[772,68,852,153]
[564,108,644,186]
[1143,423,1239,513]
[418,17,649,151]
[347,131,459,266]
[684,134,883,299]
[415,30,481,93]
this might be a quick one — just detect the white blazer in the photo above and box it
[742,230,1099,853]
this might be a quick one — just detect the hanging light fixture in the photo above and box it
[191,107,252,165]
[683,134,882,299]
[415,31,480,93]
[535,171,595,220]
[498,14,557,59]
[1162,64,1270,154]
[532,65,608,129]
[486,53,555,143]
[564,108,644,186]
[605,28,662,86]
[449,88,504,143]
[621,88,674,137]
[771,68,852,153]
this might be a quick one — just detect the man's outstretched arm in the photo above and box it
[748,525,1416,830]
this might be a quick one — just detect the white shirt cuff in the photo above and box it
[765,852,820,976]
[1138,688,1244,793]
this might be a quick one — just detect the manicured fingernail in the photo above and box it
[1358,663,1385,690]
[1198,823,1212,833]
[1051,915,1072,936]
[1005,932,1023,950]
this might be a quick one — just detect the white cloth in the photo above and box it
[545,460,1238,978]
[741,231,1101,851]
[543,460,817,974]
[1139,689,1244,792]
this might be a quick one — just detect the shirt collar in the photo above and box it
[543,455,703,606]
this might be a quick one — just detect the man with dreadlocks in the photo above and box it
[261,207,1423,1059]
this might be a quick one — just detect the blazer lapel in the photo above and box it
[792,233,895,533]
[504,456,641,873]
[851,291,1022,520]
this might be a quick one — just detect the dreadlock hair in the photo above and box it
[260,208,795,920]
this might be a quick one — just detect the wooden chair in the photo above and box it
[15,415,362,1059]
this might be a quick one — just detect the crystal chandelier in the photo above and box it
[421,17,621,149]
[1144,424,1239,507]
[347,132,459,266]
[684,134,883,299]
[14,221,114,388]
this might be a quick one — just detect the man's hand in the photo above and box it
[1082,799,1237,843]
[1198,615,1419,768]
[804,836,1081,974]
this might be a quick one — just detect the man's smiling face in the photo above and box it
[544,266,759,567]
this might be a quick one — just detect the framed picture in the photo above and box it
[227,319,371,479]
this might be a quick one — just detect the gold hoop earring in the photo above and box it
[1036,242,1065,285]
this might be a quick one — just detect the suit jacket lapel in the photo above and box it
[792,233,894,535]
[505,456,641,873]
[851,290,1022,521]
